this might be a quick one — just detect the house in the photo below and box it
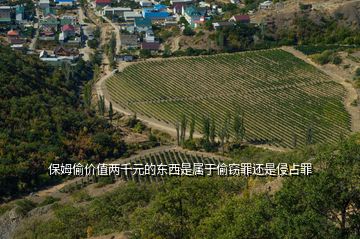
[141,42,160,51]
[212,21,234,30]
[117,54,134,62]
[39,50,77,64]
[171,3,187,15]
[7,30,25,44]
[229,15,250,24]
[39,0,50,9]
[43,7,55,17]
[54,46,79,56]
[140,0,152,7]
[183,5,206,28]
[0,6,11,24]
[142,5,170,21]
[60,16,77,26]
[259,0,273,10]
[61,24,75,38]
[123,11,143,22]
[15,5,25,23]
[144,29,155,42]
[95,0,111,8]
[134,17,152,32]
[120,34,138,49]
[102,6,132,17]
[170,0,193,4]
[230,0,239,4]
[40,16,59,31]
[55,0,75,6]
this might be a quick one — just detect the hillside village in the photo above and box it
[0,0,287,64]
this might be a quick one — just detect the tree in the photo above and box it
[98,95,106,116]
[306,126,313,145]
[234,108,245,143]
[189,114,195,140]
[180,114,187,145]
[108,101,114,122]
[183,26,195,36]
[218,126,226,155]
[224,111,231,142]
[202,116,210,143]
[210,117,216,144]
[175,122,180,146]
[83,83,92,109]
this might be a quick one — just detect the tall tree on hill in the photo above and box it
[83,83,92,110]
[210,117,216,144]
[189,114,195,140]
[108,101,114,122]
[175,122,180,146]
[234,108,245,143]
[202,116,210,143]
[180,114,187,144]
[224,110,231,142]
[98,95,106,116]
[218,126,226,155]
[306,126,314,145]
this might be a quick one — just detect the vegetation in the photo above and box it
[106,49,350,148]
[0,46,126,201]
[13,135,360,239]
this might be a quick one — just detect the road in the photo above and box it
[101,15,121,55]
[78,6,95,61]
[29,7,40,51]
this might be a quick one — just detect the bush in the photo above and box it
[71,190,92,203]
[133,121,145,133]
[332,55,342,65]
[183,139,198,150]
[38,196,60,207]
[355,67,360,77]
[183,26,195,36]
[15,199,37,216]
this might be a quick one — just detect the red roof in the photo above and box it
[95,0,111,3]
[62,24,75,32]
[232,15,250,22]
[7,30,19,36]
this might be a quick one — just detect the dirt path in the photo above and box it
[282,46,360,133]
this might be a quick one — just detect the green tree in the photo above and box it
[108,101,114,122]
[189,114,195,140]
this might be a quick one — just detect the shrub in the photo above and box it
[38,196,60,207]
[15,199,37,216]
[183,26,195,36]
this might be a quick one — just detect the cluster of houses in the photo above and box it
[37,0,84,64]
[94,0,231,53]
[0,3,33,49]
[38,0,81,44]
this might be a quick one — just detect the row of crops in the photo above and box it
[60,150,222,192]
[106,49,351,148]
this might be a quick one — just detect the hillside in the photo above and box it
[0,46,126,201]
[106,49,350,148]
[6,135,360,239]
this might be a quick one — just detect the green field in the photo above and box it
[106,49,351,148]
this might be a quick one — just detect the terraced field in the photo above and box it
[60,150,222,192]
[106,49,351,148]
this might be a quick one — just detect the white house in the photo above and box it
[145,29,155,43]
[102,6,132,17]
[123,11,143,22]
[259,0,273,10]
